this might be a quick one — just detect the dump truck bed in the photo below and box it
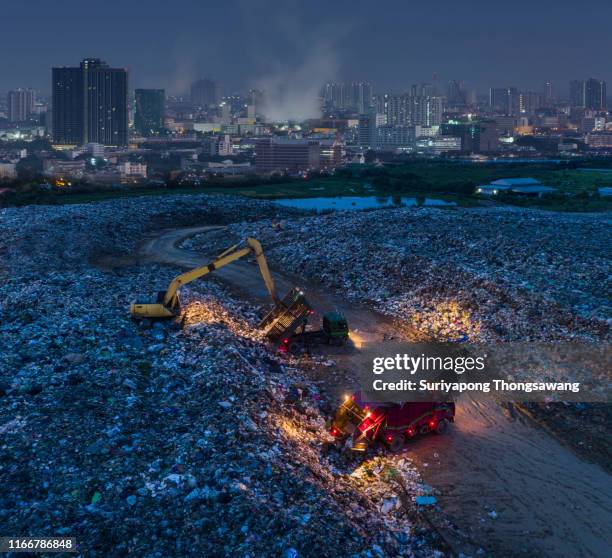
[259,287,312,341]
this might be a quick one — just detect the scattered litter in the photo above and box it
[416,496,438,506]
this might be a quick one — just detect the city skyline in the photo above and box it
[2,0,612,97]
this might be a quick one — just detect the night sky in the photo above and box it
[2,0,610,96]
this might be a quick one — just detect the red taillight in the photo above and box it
[331,427,339,436]
[309,310,315,314]
[283,338,289,344]
[407,428,414,436]
[429,420,436,428]
[386,435,393,442]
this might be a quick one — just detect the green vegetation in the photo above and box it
[1,160,611,212]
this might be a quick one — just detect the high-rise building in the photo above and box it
[52,58,128,146]
[447,80,468,107]
[349,82,373,114]
[411,95,444,126]
[134,89,165,136]
[191,79,221,108]
[384,95,409,127]
[584,78,606,111]
[375,125,415,151]
[382,93,444,127]
[358,112,377,147]
[52,67,85,145]
[248,88,266,117]
[568,79,607,110]
[519,92,543,115]
[569,80,584,107]
[489,87,519,116]
[322,82,372,114]
[543,81,554,101]
[7,89,35,122]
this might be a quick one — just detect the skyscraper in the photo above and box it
[191,79,221,108]
[519,92,543,115]
[322,82,372,114]
[7,89,35,122]
[349,82,373,114]
[134,89,165,136]
[569,80,584,107]
[52,58,128,146]
[584,78,606,110]
[489,87,519,115]
[543,81,554,101]
[411,95,444,126]
[447,80,467,107]
[569,79,607,110]
[52,67,85,144]
[382,92,444,127]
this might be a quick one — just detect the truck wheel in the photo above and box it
[386,433,405,452]
[434,419,449,434]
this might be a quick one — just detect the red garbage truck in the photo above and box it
[330,392,455,452]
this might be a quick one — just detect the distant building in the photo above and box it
[134,89,165,136]
[489,87,519,116]
[415,136,462,156]
[191,79,221,108]
[375,125,415,151]
[381,93,444,127]
[218,134,233,156]
[85,143,105,158]
[569,80,584,108]
[254,137,341,174]
[584,78,606,111]
[413,95,444,126]
[492,115,517,134]
[587,131,612,148]
[0,162,17,179]
[440,120,499,153]
[447,80,469,107]
[491,178,540,187]
[569,79,607,110]
[43,159,86,179]
[358,113,377,148]
[543,81,554,102]
[7,89,35,122]
[119,161,147,178]
[519,91,543,115]
[52,58,128,146]
[477,178,557,197]
[322,82,373,114]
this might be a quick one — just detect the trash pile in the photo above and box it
[0,193,300,275]
[188,206,611,342]
[0,197,442,557]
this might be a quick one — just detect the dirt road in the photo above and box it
[137,226,612,558]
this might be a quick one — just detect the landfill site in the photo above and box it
[0,194,611,558]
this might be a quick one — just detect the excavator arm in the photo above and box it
[130,237,279,319]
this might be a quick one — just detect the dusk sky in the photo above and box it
[2,0,611,97]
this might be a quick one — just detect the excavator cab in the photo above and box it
[131,291,179,319]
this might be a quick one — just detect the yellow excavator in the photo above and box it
[130,237,279,319]
[130,237,349,348]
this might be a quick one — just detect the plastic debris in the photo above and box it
[415,496,438,506]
